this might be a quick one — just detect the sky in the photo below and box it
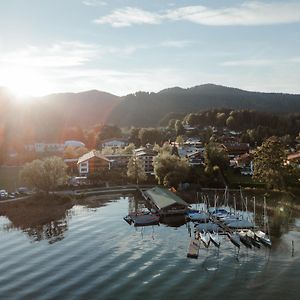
[0,0,300,97]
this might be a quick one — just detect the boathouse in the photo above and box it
[143,187,188,215]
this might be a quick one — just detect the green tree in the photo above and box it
[216,112,227,127]
[127,155,147,185]
[175,120,184,136]
[138,128,165,146]
[204,140,229,175]
[253,136,286,189]
[202,126,213,144]
[21,156,68,193]
[175,135,184,146]
[121,143,135,154]
[226,115,235,129]
[128,127,141,147]
[96,125,122,146]
[153,153,190,187]
[153,142,172,154]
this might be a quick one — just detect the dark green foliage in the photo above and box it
[108,84,300,127]
[253,137,286,189]
[159,112,186,126]
[138,128,165,146]
[96,125,122,146]
[127,156,147,184]
[204,140,229,175]
[128,127,141,147]
[175,120,185,136]
[20,156,68,193]
[153,153,190,187]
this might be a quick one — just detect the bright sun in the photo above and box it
[0,66,52,98]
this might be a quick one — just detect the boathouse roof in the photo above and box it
[144,187,188,209]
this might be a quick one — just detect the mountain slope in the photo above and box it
[34,90,121,127]
[107,84,300,127]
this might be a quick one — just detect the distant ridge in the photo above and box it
[107,84,300,127]
[33,90,121,127]
[2,84,300,129]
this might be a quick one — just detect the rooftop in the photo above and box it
[144,187,188,209]
[77,150,112,165]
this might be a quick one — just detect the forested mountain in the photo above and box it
[2,84,300,137]
[0,90,120,153]
[34,90,120,127]
[107,84,300,127]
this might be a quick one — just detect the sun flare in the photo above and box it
[0,66,52,98]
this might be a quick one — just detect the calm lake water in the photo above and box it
[0,195,299,300]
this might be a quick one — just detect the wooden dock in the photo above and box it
[187,238,201,259]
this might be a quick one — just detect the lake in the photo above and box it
[0,195,299,300]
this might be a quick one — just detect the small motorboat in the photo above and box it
[124,211,160,227]
[123,215,133,225]
[131,213,160,227]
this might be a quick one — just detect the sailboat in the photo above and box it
[200,231,210,248]
[255,197,272,248]
[238,230,253,248]
[246,230,261,248]
[227,232,241,248]
[255,230,272,248]
[209,231,221,248]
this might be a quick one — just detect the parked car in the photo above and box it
[16,187,29,195]
[0,189,9,199]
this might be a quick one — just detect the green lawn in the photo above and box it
[224,169,265,189]
[0,166,24,192]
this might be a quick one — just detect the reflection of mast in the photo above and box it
[128,196,136,214]
[264,196,268,233]
[253,196,256,225]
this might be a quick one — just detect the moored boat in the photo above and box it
[209,232,221,248]
[255,230,272,248]
[246,230,261,248]
[200,231,210,248]
[186,211,210,223]
[238,231,252,248]
[227,232,241,248]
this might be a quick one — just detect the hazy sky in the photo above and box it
[0,0,300,96]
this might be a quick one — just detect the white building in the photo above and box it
[101,138,128,149]
[25,140,85,153]
[24,143,65,153]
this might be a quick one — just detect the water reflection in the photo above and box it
[0,194,299,300]
[0,194,114,243]
[0,191,299,247]
[0,196,73,243]
[23,220,68,244]
[127,190,300,244]
[160,215,187,227]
